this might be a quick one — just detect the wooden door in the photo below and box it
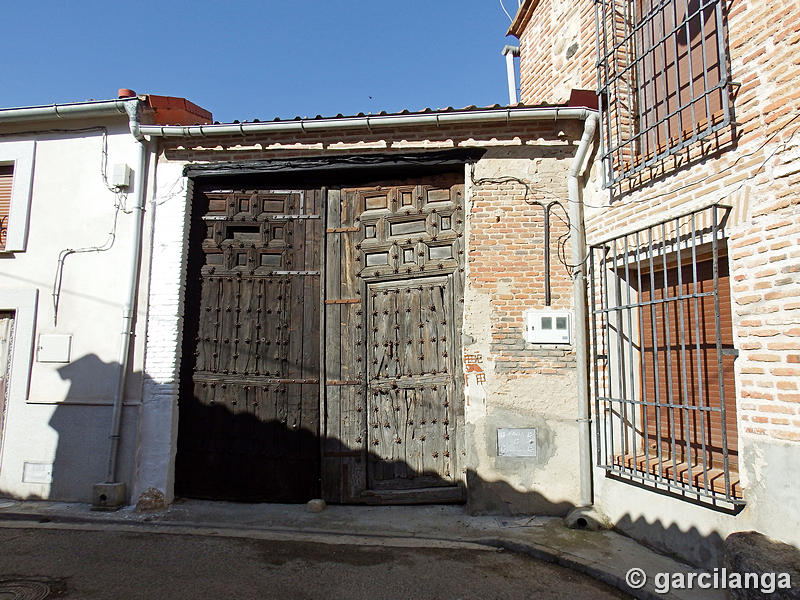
[176,188,322,502]
[323,174,466,504]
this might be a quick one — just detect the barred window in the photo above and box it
[589,205,742,505]
[595,0,733,187]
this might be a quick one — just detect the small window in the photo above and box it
[0,140,35,252]
[0,165,12,250]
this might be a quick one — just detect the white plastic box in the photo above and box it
[522,309,572,344]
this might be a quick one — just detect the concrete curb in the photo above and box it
[481,539,667,600]
[0,515,497,552]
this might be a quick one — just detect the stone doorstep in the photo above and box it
[0,500,724,600]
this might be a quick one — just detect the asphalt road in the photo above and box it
[0,525,630,599]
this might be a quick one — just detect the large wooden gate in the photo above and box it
[177,172,465,504]
[176,188,322,502]
[323,173,466,503]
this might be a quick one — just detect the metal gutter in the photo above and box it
[0,98,138,124]
[138,106,594,138]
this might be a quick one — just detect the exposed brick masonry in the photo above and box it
[158,120,583,381]
[468,182,576,375]
[515,0,800,442]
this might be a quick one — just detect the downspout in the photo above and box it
[567,113,598,510]
[94,99,150,508]
[502,45,520,105]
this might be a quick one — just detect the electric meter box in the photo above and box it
[111,163,132,189]
[523,309,572,344]
[37,334,72,363]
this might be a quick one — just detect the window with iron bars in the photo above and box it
[595,0,733,187]
[589,205,742,505]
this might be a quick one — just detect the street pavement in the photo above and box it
[0,525,630,600]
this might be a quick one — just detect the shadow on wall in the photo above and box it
[0,353,736,569]
[0,354,145,503]
[172,384,735,568]
[615,512,725,569]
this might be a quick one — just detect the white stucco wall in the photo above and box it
[0,118,149,501]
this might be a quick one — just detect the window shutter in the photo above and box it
[0,165,12,250]
[639,256,738,494]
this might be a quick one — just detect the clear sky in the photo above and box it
[3,1,519,123]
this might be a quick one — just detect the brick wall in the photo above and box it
[515,0,800,445]
[513,0,595,105]
[510,0,800,563]
[467,177,575,375]
[134,163,193,503]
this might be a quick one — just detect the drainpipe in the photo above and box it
[93,98,150,510]
[502,45,520,105]
[567,113,598,510]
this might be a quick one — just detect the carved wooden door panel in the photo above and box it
[323,173,465,504]
[177,188,321,502]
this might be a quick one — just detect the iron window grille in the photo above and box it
[589,204,743,505]
[595,0,733,188]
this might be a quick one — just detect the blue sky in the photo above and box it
[3,1,519,123]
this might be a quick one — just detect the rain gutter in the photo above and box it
[0,98,137,124]
[137,106,594,138]
[103,100,148,493]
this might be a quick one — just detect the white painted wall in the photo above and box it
[593,435,800,568]
[133,160,191,504]
[0,118,150,501]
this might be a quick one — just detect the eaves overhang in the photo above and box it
[507,0,540,38]
[139,105,595,139]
